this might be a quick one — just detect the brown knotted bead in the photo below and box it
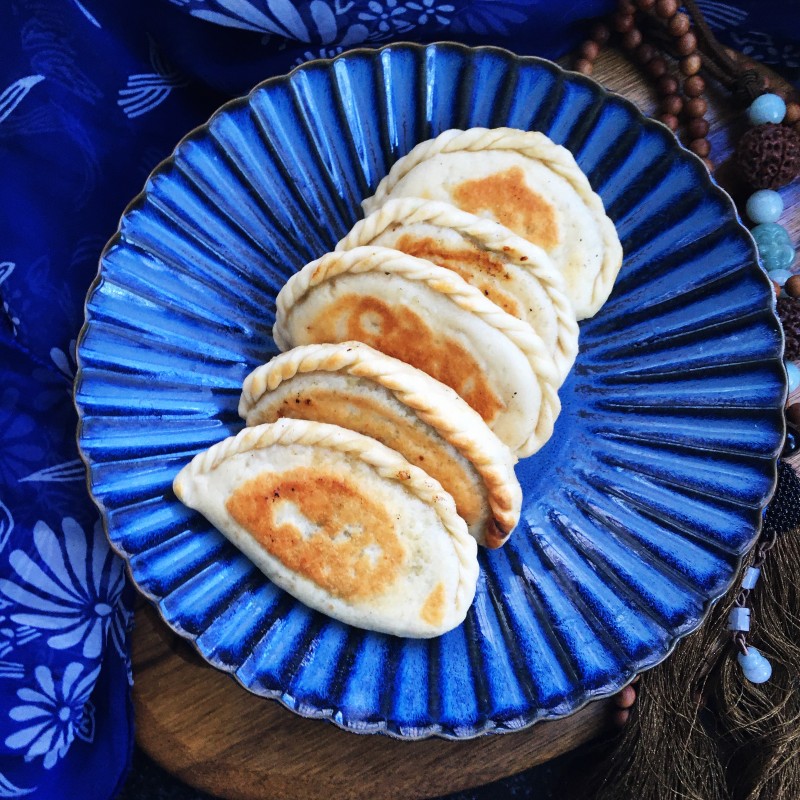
[655,0,678,18]
[676,32,698,56]
[737,123,800,189]
[661,95,683,116]
[784,102,800,126]
[614,13,635,33]
[658,75,679,96]
[684,75,705,98]
[689,138,711,158]
[622,28,643,50]
[685,97,708,118]
[680,54,702,76]
[659,113,679,131]
[785,275,800,299]
[668,12,690,36]
[636,43,657,64]
[687,117,710,139]
[580,40,600,61]
[647,57,667,78]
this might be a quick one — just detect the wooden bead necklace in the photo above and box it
[573,0,800,686]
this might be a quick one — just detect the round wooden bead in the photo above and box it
[614,13,635,33]
[676,32,697,56]
[703,158,714,172]
[668,12,690,36]
[785,102,800,126]
[689,138,711,158]
[612,709,631,728]
[786,401,800,424]
[656,0,678,18]
[680,54,702,76]
[636,43,657,64]
[591,22,611,44]
[647,57,667,79]
[684,75,705,98]
[688,117,710,139]
[773,279,782,298]
[686,97,708,118]
[785,274,800,298]
[575,58,593,75]
[659,113,679,131]
[622,28,643,50]
[658,75,679,96]
[661,95,683,116]
[581,40,600,60]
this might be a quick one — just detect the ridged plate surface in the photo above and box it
[75,43,786,738]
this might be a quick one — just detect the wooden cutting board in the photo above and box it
[131,48,799,800]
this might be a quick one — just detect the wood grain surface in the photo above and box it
[131,47,799,800]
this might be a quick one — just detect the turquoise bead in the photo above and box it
[737,647,772,684]
[747,190,783,224]
[752,223,795,271]
[786,362,800,394]
[748,93,786,125]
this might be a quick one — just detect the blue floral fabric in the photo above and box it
[1,1,798,798]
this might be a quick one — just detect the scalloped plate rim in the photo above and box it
[73,41,787,739]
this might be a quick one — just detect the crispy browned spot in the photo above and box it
[452,166,559,251]
[259,388,483,525]
[226,468,404,600]
[393,234,522,318]
[420,582,446,626]
[305,295,504,424]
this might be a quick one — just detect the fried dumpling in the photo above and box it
[361,127,622,320]
[173,419,478,638]
[239,342,521,548]
[274,246,561,458]
[336,197,579,384]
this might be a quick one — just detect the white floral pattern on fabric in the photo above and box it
[0,519,124,660]
[4,662,100,770]
[118,39,190,119]
[0,771,35,797]
[0,77,45,126]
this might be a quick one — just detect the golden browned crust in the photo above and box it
[240,342,521,546]
[361,127,622,317]
[274,246,561,458]
[173,418,477,607]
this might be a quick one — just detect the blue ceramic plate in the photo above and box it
[75,42,786,738]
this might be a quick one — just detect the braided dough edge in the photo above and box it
[240,341,522,546]
[360,127,623,319]
[336,197,579,383]
[274,246,561,457]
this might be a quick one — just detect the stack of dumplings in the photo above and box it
[174,127,623,639]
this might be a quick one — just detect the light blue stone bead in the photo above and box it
[727,607,751,631]
[746,190,784,224]
[737,647,773,684]
[752,223,795,271]
[768,269,793,286]
[748,93,787,125]
[741,567,761,590]
[786,361,800,393]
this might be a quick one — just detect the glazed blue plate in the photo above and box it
[75,42,786,738]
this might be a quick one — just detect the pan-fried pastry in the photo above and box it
[173,419,479,637]
[336,197,579,384]
[361,127,622,320]
[239,342,522,548]
[273,246,561,458]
